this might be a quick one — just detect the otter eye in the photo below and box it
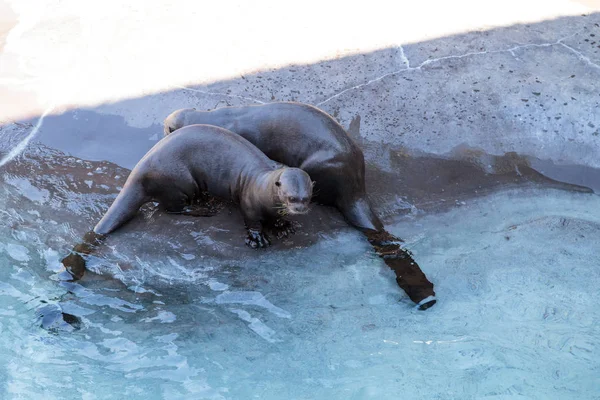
[288,196,298,202]
[275,181,281,187]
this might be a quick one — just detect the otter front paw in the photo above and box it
[245,229,271,249]
[271,219,297,239]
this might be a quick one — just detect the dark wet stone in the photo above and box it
[37,304,82,332]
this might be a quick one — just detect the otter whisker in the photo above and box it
[277,207,289,215]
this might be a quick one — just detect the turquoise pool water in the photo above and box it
[1,176,598,399]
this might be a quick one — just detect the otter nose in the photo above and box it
[291,205,309,214]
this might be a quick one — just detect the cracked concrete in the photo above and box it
[315,38,579,107]
[328,39,600,167]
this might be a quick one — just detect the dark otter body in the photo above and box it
[94,124,312,247]
[61,124,312,280]
[164,102,383,232]
[164,103,436,309]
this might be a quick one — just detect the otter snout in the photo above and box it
[284,194,311,215]
[287,202,310,215]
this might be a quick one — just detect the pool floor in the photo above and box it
[1,184,598,399]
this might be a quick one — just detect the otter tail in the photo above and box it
[339,197,384,232]
[94,182,149,235]
[363,229,436,309]
[340,197,436,309]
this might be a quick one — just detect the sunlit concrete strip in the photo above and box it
[0,0,596,121]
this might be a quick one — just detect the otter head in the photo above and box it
[163,108,197,136]
[274,168,313,215]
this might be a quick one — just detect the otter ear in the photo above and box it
[311,181,316,187]
[275,181,281,187]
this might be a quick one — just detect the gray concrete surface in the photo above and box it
[1,1,599,173]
